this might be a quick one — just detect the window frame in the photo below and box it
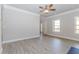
[52,19,60,32]
[74,16,79,34]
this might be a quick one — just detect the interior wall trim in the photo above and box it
[3,4,40,16]
[44,33,79,41]
[3,35,40,44]
[48,8,79,18]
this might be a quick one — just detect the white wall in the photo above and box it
[42,8,79,41]
[0,5,2,53]
[3,5,40,43]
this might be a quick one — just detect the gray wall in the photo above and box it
[3,5,40,43]
[42,9,79,41]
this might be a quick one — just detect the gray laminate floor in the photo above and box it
[2,35,79,54]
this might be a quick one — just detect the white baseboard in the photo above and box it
[3,35,40,44]
[46,34,79,41]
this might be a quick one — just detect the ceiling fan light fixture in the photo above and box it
[39,4,56,14]
[43,9,49,13]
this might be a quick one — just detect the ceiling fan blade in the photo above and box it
[50,9,56,11]
[49,4,53,7]
[47,4,53,10]
[39,6,44,9]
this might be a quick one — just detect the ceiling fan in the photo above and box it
[39,4,56,13]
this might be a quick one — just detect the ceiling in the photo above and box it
[8,4,79,16]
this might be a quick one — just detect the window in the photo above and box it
[75,17,79,34]
[53,19,60,32]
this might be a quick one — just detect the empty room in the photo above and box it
[0,4,79,54]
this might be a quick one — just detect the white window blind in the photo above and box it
[75,17,79,34]
[53,20,60,32]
